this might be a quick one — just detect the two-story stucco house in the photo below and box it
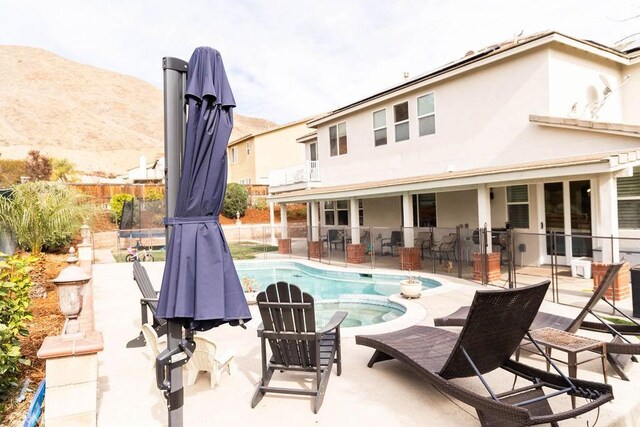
[227,118,313,186]
[269,31,640,268]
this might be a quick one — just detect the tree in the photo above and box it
[50,158,78,182]
[0,181,94,254]
[222,183,249,218]
[110,193,135,224]
[24,150,52,181]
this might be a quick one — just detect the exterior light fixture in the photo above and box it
[80,223,91,245]
[52,248,91,336]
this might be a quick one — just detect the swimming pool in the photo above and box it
[235,260,440,329]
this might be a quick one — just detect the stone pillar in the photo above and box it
[38,333,104,426]
[346,243,365,264]
[473,252,501,282]
[592,262,630,301]
[308,240,322,259]
[399,247,421,270]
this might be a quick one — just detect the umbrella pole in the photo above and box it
[162,57,188,427]
[167,321,184,427]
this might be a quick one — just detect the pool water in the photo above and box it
[236,261,440,328]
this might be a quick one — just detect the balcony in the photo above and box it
[269,161,321,193]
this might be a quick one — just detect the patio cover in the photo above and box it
[157,47,251,331]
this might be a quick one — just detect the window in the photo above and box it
[309,142,317,161]
[323,200,349,226]
[329,122,347,156]
[324,201,335,225]
[417,93,436,136]
[359,199,364,226]
[373,109,387,146]
[239,178,251,185]
[394,102,409,142]
[618,166,640,229]
[230,147,237,164]
[246,142,251,156]
[507,185,529,228]
[412,193,437,227]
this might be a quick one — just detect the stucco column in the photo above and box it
[310,201,319,241]
[280,203,288,239]
[268,201,276,245]
[402,192,414,247]
[477,184,492,253]
[350,197,360,244]
[597,173,620,263]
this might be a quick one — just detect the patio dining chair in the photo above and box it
[414,231,433,260]
[381,231,402,256]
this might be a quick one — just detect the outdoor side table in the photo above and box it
[529,327,607,408]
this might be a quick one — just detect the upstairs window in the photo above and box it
[230,147,237,164]
[507,185,529,228]
[394,102,409,142]
[373,109,387,146]
[618,166,640,229]
[417,93,436,136]
[329,122,348,156]
[246,142,251,156]
[309,142,317,161]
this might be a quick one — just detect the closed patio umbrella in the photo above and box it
[157,47,251,331]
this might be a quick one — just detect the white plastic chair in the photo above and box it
[141,324,234,388]
[185,335,235,388]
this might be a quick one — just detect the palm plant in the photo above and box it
[0,182,94,255]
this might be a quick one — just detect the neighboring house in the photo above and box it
[270,31,640,267]
[227,118,316,188]
[119,156,164,183]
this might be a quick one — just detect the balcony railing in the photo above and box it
[269,161,320,187]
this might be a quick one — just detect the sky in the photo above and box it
[1,0,639,124]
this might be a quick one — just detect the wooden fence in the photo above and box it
[70,184,164,207]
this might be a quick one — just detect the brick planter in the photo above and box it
[473,252,501,282]
[592,262,630,301]
[278,238,292,254]
[346,244,365,264]
[308,241,322,259]
[399,247,421,271]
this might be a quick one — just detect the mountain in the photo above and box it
[0,46,277,175]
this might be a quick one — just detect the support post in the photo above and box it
[162,56,188,427]
[350,197,360,244]
[402,192,414,247]
[597,174,620,263]
[268,201,276,245]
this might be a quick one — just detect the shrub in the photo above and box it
[110,193,135,224]
[222,183,248,218]
[0,253,36,408]
[254,196,268,210]
[0,182,94,254]
[24,150,51,182]
[144,187,164,201]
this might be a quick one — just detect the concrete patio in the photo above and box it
[92,253,640,426]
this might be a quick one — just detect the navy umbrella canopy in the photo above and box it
[157,47,251,331]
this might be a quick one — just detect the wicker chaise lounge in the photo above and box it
[356,282,613,426]
[251,282,347,413]
[434,262,638,380]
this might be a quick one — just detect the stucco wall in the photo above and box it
[254,123,307,185]
[227,139,256,183]
[314,45,639,189]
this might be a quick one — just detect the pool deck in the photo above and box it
[93,252,640,426]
